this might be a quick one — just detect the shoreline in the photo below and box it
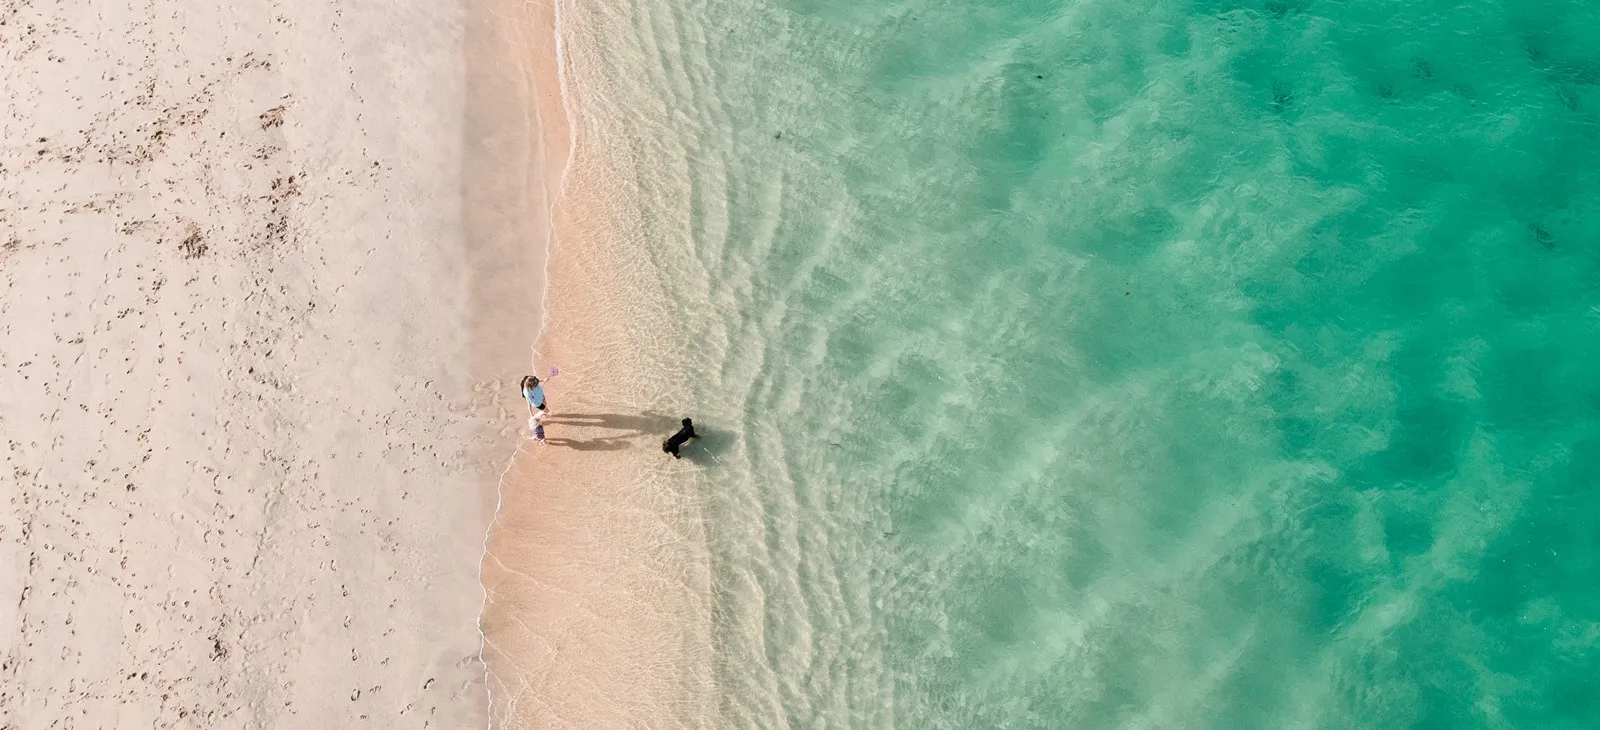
[478,0,718,725]
[463,0,565,719]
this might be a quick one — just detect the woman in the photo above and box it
[520,375,547,417]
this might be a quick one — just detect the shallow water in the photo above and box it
[552,0,1600,725]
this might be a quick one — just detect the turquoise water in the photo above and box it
[561,0,1600,725]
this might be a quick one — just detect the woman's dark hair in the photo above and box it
[522,375,539,389]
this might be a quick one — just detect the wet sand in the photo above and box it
[477,1,718,726]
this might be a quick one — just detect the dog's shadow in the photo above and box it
[679,425,734,466]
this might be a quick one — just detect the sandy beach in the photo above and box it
[2,0,547,725]
[476,1,719,727]
[477,204,719,724]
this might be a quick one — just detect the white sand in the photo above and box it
[1,0,548,725]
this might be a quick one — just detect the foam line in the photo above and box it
[474,0,580,725]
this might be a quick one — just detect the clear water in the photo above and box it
[556,0,1600,725]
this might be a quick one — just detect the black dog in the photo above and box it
[662,417,697,458]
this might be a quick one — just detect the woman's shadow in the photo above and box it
[542,411,678,452]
